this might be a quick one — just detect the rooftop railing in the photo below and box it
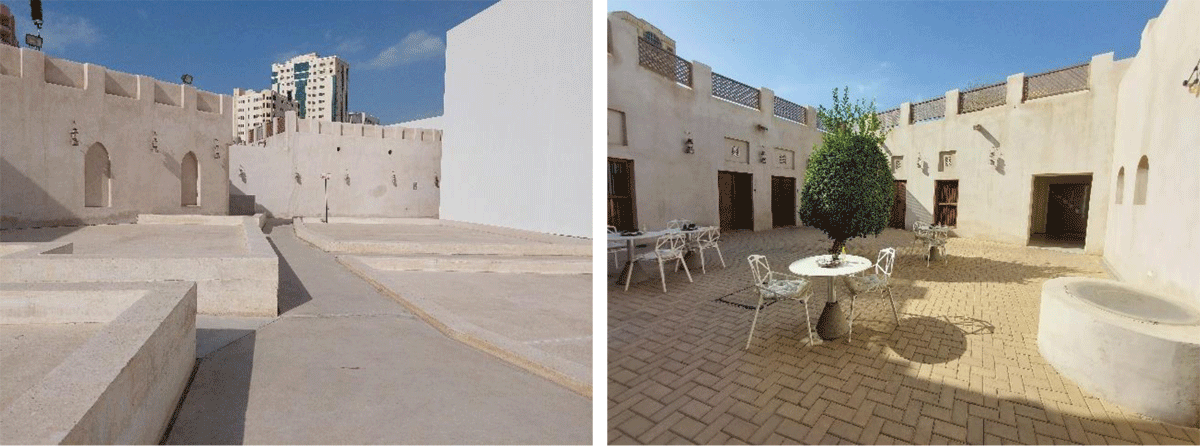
[959,81,1007,114]
[638,37,692,87]
[711,72,760,109]
[910,97,945,124]
[773,96,806,124]
[877,108,901,129]
[1024,62,1089,101]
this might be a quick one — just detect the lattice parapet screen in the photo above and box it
[638,37,692,87]
[773,97,806,124]
[910,97,945,123]
[877,108,900,128]
[712,72,760,109]
[1024,62,1089,101]
[959,82,1007,114]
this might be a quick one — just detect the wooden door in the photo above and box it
[719,171,753,231]
[934,180,958,227]
[889,180,907,229]
[771,176,796,227]
[607,158,637,231]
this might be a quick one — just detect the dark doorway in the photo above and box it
[1030,174,1092,248]
[934,180,958,227]
[718,171,753,231]
[607,158,637,231]
[770,176,796,228]
[890,180,907,229]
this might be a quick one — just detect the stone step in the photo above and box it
[344,254,591,275]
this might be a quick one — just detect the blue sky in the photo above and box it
[4,1,497,124]
[608,1,1166,111]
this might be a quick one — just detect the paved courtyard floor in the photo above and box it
[166,223,590,444]
[608,227,1199,444]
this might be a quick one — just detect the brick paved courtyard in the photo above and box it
[607,227,1200,445]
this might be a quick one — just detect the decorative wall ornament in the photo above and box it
[70,121,79,146]
[150,131,159,153]
[391,172,398,187]
[294,172,302,184]
[758,150,767,164]
[212,139,221,159]
[684,137,694,154]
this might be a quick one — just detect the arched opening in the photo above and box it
[1134,156,1149,205]
[84,143,111,207]
[1115,167,1124,204]
[181,152,200,206]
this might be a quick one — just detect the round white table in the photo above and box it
[789,254,873,340]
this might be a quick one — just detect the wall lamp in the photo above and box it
[683,138,694,154]
[212,139,221,159]
[755,124,768,132]
[758,150,768,164]
[150,131,159,153]
[69,121,79,146]
[1185,58,1199,95]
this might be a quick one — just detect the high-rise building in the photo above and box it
[347,111,379,125]
[271,53,349,122]
[0,3,18,47]
[234,88,296,141]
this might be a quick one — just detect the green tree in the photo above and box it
[799,87,894,262]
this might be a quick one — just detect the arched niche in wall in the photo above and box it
[181,152,200,207]
[1115,167,1124,204]
[1134,156,1149,205]
[84,143,111,207]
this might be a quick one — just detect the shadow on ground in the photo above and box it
[164,331,256,445]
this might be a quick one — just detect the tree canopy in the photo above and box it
[799,87,894,260]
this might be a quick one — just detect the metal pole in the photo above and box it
[323,177,329,223]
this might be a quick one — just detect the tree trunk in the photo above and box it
[830,238,846,262]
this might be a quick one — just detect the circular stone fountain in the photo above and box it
[1039,277,1200,427]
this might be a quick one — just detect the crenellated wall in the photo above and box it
[0,47,234,229]
[229,110,441,219]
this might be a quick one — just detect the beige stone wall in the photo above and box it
[879,54,1128,254]
[0,47,233,229]
[608,14,824,231]
[1103,0,1200,303]
[230,110,441,219]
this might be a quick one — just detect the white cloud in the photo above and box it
[40,13,101,53]
[364,31,444,69]
[335,37,365,54]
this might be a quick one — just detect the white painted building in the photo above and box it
[439,0,591,238]
[271,53,349,122]
[607,11,824,233]
[233,88,296,142]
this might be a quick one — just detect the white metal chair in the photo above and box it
[666,219,693,230]
[607,225,625,268]
[843,247,899,342]
[746,254,815,349]
[687,226,727,274]
[912,221,946,267]
[624,232,693,293]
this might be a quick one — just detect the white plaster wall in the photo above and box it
[1103,0,1200,303]
[0,47,233,229]
[230,111,440,218]
[880,54,1126,254]
[440,0,591,238]
[607,14,823,231]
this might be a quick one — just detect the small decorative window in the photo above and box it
[643,31,662,48]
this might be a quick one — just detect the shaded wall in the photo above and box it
[1103,0,1200,303]
[440,0,591,237]
[0,47,232,228]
